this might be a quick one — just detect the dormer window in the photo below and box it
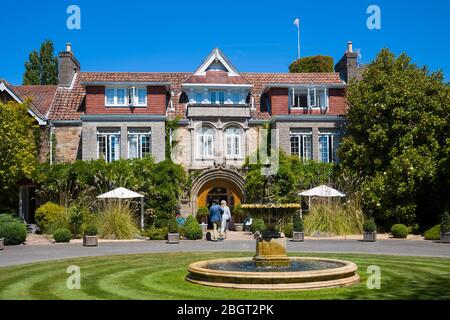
[105,87,147,107]
[290,87,328,109]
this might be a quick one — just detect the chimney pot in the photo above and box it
[347,41,353,53]
[66,43,72,53]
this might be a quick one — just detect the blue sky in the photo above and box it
[1,0,449,85]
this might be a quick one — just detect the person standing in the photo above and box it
[209,200,223,241]
[220,200,231,240]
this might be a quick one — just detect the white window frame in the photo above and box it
[105,86,147,107]
[290,87,328,110]
[97,129,121,163]
[290,129,312,161]
[197,127,215,159]
[224,128,242,158]
[318,130,339,163]
[127,128,151,159]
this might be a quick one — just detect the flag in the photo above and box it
[293,18,300,27]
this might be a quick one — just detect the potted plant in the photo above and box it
[440,211,450,243]
[167,218,180,244]
[83,225,98,247]
[363,219,377,242]
[292,214,304,242]
[0,237,4,250]
[232,204,245,232]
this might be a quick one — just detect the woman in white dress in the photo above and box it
[220,200,231,240]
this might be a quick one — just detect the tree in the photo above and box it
[23,40,58,85]
[0,101,38,189]
[289,55,334,73]
[338,49,450,227]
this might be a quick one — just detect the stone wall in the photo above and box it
[54,125,82,163]
[81,120,166,162]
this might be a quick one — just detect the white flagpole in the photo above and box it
[297,21,300,59]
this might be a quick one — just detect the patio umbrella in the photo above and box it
[298,185,346,218]
[97,187,145,230]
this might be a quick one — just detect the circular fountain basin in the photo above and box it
[186,257,359,290]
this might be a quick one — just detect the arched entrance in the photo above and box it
[190,167,245,216]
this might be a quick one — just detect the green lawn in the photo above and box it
[0,252,449,300]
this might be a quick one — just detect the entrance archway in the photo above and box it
[190,167,245,216]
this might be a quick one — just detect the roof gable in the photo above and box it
[194,48,240,76]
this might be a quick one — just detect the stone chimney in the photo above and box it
[335,41,359,83]
[58,42,80,87]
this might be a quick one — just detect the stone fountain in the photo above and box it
[186,170,359,290]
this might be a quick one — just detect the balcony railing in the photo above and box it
[187,103,251,118]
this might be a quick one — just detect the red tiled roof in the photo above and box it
[47,71,344,121]
[184,71,251,85]
[13,85,57,117]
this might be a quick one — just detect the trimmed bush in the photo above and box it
[391,224,409,238]
[53,228,72,243]
[185,215,197,225]
[441,212,450,233]
[35,202,68,233]
[293,215,304,232]
[184,220,203,240]
[289,55,334,73]
[83,225,98,236]
[363,219,377,233]
[283,223,293,238]
[145,226,167,240]
[0,214,27,245]
[250,218,266,234]
[196,207,209,223]
[424,225,441,240]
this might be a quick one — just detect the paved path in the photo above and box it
[1,239,449,267]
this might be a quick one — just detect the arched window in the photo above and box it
[224,127,242,158]
[197,126,215,158]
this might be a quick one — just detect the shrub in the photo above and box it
[145,226,167,240]
[408,224,420,235]
[83,225,98,236]
[283,223,293,238]
[53,228,72,243]
[289,55,334,73]
[185,215,197,225]
[363,219,377,233]
[0,214,27,245]
[184,219,203,240]
[233,204,245,223]
[441,211,450,233]
[424,225,441,240]
[293,215,304,232]
[196,207,209,223]
[35,202,68,233]
[391,224,409,238]
[68,204,91,238]
[167,218,179,234]
[96,200,139,240]
[250,218,266,234]
[304,200,363,235]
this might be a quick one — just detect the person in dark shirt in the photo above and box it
[209,200,224,241]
